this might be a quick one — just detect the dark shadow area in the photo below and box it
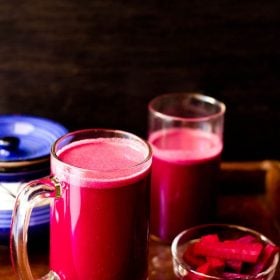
[0,1,279,161]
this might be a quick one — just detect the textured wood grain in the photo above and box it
[1,161,280,279]
[0,1,279,160]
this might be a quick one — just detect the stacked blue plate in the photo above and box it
[0,114,68,244]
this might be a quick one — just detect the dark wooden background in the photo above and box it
[0,0,279,161]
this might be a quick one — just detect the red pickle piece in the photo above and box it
[235,235,258,244]
[200,234,220,243]
[183,243,206,267]
[182,233,279,278]
[193,239,263,263]
[207,257,225,271]
[250,243,279,274]
[184,262,214,279]
[197,262,212,274]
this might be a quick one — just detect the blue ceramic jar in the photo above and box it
[0,115,68,244]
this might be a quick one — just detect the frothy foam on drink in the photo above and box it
[53,137,151,186]
[149,127,222,163]
[58,138,146,171]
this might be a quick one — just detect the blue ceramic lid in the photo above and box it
[0,115,68,163]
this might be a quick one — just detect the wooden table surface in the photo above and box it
[1,161,280,279]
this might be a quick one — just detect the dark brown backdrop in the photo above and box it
[0,0,279,161]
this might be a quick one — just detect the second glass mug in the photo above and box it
[148,93,226,243]
[10,129,152,280]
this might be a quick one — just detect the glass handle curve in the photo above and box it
[10,177,61,280]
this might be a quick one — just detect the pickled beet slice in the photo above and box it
[224,235,258,272]
[182,232,279,279]
[187,262,214,280]
[250,243,279,274]
[207,257,225,271]
[200,234,219,243]
[183,243,205,267]
[193,239,263,263]
[235,234,258,244]
[197,262,212,274]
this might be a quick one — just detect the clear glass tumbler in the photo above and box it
[148,93,226,243]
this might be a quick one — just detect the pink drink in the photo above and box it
[149,127,222,243]
[50,138,151,280]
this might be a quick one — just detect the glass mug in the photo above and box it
[148,93,226,243]
[11,129,152,280]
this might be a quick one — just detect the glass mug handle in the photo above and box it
[10,177,61,280]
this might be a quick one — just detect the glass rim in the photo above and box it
[148,93,226,123]
[171,223,279,279]
[51,128,153,174]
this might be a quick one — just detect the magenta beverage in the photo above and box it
[149,127,223,243]
[50,137,152,280]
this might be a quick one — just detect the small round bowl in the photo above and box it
[171,224,279,280]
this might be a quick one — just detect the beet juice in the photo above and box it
[149,127,223,243]
[50,137,151,280]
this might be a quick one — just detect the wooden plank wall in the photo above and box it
[0,1,279,160]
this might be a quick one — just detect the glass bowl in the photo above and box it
[171,224,279,279]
